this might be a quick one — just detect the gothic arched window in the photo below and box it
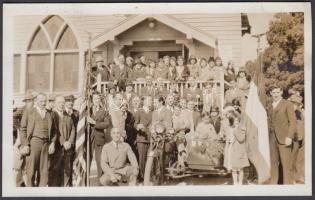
[27,15,79,92]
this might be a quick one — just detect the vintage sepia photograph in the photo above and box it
[2,2,312,196]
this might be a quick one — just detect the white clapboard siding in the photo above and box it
[14,15,47,53]
[67,15,128,49]
[171,14,242,66]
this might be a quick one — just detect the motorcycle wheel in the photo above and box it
[144,151,164,186]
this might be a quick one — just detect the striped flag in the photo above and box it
[244,61,271,184]
[73,100,87,186]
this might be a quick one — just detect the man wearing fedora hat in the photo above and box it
[91,56,110,84]
[13,92,35,187]
[288,93,305,184]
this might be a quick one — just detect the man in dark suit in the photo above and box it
[267,86,296,184]
[110,54,132,91]
[64,95,79,129]
[20,93,57,187]
[152,96,173,131]
[53,96,76,187]
[87,93,112,183]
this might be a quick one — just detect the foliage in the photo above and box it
[247,12,304,99]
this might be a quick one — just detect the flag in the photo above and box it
[73,46,93,186]
[244,61,270,184]
[73,101,87,186]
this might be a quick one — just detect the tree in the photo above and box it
[249,12,305,99]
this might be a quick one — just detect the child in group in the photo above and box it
[222,111,249,185]
[187,55,200,79]
[194,112,217,141]
[213,56,224,82]
[199,58,214,81]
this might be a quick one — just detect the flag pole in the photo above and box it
[86,32,93,187]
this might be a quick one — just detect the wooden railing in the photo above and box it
[92,74,226,109]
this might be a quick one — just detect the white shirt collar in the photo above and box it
[272,98,282,109]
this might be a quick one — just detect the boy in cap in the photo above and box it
[100,127,139,186]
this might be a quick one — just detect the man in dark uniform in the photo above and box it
[20,93,57,187]
[87,93,112,184]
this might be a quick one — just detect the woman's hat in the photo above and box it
[64,94,76,102]
[288,94,303,105]
[22,92,35,102]
[188,55,197,63]
[107,82,116,90]
[95,56,104,63]
[208,57,215,63]
[210,106,220,113]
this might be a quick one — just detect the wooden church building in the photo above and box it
[13,14,251,102]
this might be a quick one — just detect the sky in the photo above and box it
[241,13,276,65]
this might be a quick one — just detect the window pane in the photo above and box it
[27,54,50,91]
[56,26,78,49]
[29,27,50,50]
[43,15,64,42]
[13,55,21,93]
[54,53,79,92]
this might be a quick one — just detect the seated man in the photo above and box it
[100,128,139,186]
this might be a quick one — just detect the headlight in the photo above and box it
[155,123,165,134]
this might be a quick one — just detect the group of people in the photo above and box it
[12,53,305,187]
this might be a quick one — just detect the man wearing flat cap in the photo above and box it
[91,56,110,84]
[64,95,79,129]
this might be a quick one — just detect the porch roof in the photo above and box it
[91,14,218,49]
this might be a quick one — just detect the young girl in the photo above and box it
[222,112,249,185]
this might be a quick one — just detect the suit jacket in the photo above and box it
[152,106,173,131]
[267,99,297,144]
[91,66,110,83]
[125,111,137,147]
[183,88,202,101]
[101,141,138,176]
[153,67,168,80]
[139,86,156,97]
[110,65,132,83]
[90,108,112,146]
[123,92,137,107]
[20,107,56,147]
[175,65,190,80]
[134,109,153,143]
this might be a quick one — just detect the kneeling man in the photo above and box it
[100,128,139,186]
